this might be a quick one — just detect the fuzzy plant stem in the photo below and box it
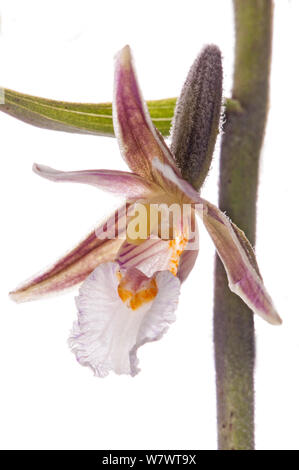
[214,0,273,450]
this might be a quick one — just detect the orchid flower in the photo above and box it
[10,46,281,378]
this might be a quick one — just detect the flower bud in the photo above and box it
[171,45,223,190]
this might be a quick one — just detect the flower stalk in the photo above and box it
[214,0,274,450]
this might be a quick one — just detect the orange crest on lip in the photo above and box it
[117,276,158,310]
[168,235,188,276]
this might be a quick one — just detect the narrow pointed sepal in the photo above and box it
[113,46,181,191]
[33,164,158,200]
[9,207,128,302]
[198,200,282,325]
[171,45,223,190]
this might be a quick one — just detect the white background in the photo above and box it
[0,0,298,450]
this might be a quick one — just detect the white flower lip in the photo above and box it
[69,262,180,377]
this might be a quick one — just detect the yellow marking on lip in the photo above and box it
[118,278,158,310]
[168,235,188,276]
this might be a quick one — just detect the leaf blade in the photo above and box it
[0,88,176,137]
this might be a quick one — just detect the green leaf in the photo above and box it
[0,88,238,139]
[0,88,176,137]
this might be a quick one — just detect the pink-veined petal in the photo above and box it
[198,199,282,325]
[113,45,182,192]
[69,262,180,377]
[33,163,158,200]
[117,238,172,277]
[117,202,195,278]
[10,205,129,302]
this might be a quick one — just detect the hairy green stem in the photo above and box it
[214,0,273,450]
